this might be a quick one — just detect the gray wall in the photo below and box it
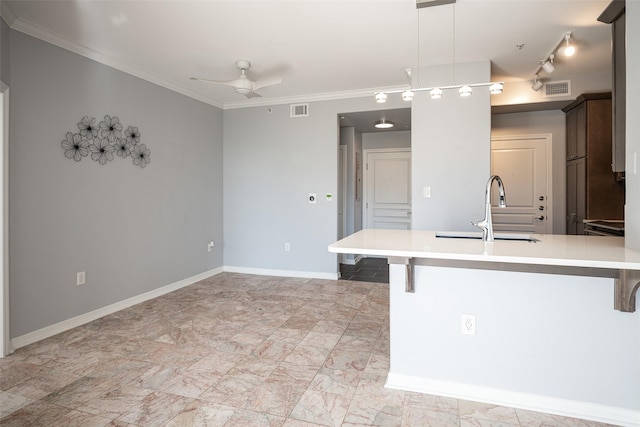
[491,110,566,234]
[362,130,411,150]
[627,2,640,251]
[1,17,9,84]
[223,97,406,276]
[9,31,223,336]
[411,61,491,231]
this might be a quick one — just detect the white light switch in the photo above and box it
[423,186,431,198]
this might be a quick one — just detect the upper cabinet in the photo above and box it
[563,92,624,235]
[598,0,626,174]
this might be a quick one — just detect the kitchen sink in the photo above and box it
[435,231,540,242]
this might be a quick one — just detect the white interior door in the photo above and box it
[364,149,411,230]
[491,135,551,234]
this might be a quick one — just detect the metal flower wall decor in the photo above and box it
[61,115,151,168]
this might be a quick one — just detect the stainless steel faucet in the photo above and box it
[472,175,507,242]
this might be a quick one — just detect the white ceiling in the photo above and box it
[2,0,612,113]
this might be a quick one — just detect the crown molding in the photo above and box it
[4,12,226,109]
[0,1,17,27]
[223,84,411,110]
[2,5,407,111]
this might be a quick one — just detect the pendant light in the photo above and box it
[373,1,504,103]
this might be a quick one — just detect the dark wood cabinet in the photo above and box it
[598,0,626,173]
[563,93,624,234]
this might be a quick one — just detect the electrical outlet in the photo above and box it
[76,271,86,286]
[461,314,476,336]
[284,242,291,252]
[207,241,214,252]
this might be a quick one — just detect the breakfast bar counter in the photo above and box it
[329,229,640,312]
[328,229,640,425]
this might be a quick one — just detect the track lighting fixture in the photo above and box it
[531,31,575,91]
[375,1,504,104]
[374,81,504,103]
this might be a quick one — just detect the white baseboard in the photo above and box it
[11,267,224,350]
[385,373,640,427]
[10,266,338,351]
[224,266,338,281]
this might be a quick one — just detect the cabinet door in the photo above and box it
[566,161,577,234]
[566,158,587,235]
[575,158,586,235]
[576,102,587,158]
[566,108,577,160]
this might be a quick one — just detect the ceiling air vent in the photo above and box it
[290,103,309,118]
[543,80,571,98]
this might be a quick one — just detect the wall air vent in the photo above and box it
[543,80,571,98]
[290,103,309,118]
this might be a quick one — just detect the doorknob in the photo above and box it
[536,215,545,221]
[539,196,545,201]
[538,206,545,211]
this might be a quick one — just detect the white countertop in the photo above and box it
[329,229,640,270]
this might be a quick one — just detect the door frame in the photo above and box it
[338,145,347,265]
[1,81,10,357]
[491,133,553,234]
[362,147,411,230]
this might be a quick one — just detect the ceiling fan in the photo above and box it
[190,60,282,98]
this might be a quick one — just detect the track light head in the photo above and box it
[531,75,543,91]
[541,54,556,74]
[562,32,575,57]
[489,83,504,95]
[459,85,472,97]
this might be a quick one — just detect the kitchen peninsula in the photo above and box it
[329,229,640,426]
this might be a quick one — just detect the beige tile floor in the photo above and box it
[0,273,612,426]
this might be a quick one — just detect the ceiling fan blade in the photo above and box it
[253,75,282,91]
[189,77,238,87]
[245,91,262,99]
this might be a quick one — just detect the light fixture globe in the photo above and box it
[459,85,472,97]
[374,119,394,129]
[489,83,504,95]
[430,88,443,99]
